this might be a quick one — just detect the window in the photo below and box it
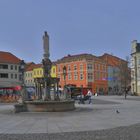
[100,65,102,70]
[103,73,106,80]
[95,72,100,80]
[0,64,8,69]
[68,73,71,80]
[0,73,8,78]
[19,74,22,81]
[97,72,100,80]
[68,65,71,72]
[11,74,13,79]
[57,74,61,81]
[87,64,93,70]
[138,69,140,78]
[80,73,84,80]
[18,66,20,72]
[15,74,17,79]
[96,64,98,70]
[139,59,140,65]
[80,64,83,71]
[15,65,17,70]
[102,65,105,71]
[74,72,78,80]
[53,68,55,73]
[98,64,100,70]
[11,65,13,70]
[74,65,77,71]
[58,66,61,73]
[37,70,39,75]
[88,73,93,80]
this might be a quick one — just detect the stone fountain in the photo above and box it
[14,31,75,112]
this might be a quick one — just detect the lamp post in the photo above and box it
[63,66,67,87]
[63,66,67,99]
[19,60,26,102]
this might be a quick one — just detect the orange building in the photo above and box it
[56,54,108,94]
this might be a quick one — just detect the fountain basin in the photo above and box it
[24,100,75,112]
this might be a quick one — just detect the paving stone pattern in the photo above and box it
[0,124,140,140]
[0,96,140,140]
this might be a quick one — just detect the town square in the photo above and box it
[0,0,140,140]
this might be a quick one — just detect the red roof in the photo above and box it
[25,64,42,71]
[0,51,21,64]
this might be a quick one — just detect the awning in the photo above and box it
[0,86,21,90]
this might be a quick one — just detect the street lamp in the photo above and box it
[132,83,134,95]
[63,66,67,87]
[19,60,25,83]
[19,60,26,102]
[63,66,67,99]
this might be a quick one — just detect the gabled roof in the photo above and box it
[25,64,42,71]
[25,61,56,72]
[56,53,106,64]
[0,51,21,64]
[99,53,127,67]
[56,53,95,63]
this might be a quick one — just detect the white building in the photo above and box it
[0,51,22,88]
[131,40,140,95]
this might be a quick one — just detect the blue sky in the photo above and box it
[0,0,139,63]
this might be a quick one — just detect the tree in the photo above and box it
[118,56,131,94]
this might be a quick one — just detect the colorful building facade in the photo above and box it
[0,51,22,88]
[24,62,36,87]
[33,63,57,79]
[56,54,108,94]
[100,53,130,95]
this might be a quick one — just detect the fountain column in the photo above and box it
[42,31,52,100]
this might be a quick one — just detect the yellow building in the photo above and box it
[25,63,36,87]
[33,64,56,78]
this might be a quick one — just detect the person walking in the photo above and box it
[86,89,93,104]
[124,87,128,99]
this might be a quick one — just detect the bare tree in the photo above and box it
[118,56,131,94]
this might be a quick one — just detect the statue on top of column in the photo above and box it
[43,31,50,59]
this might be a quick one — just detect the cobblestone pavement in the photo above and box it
[0,96,140,140]
[0,124,140,140]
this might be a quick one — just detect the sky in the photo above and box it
[0,0,140,63]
